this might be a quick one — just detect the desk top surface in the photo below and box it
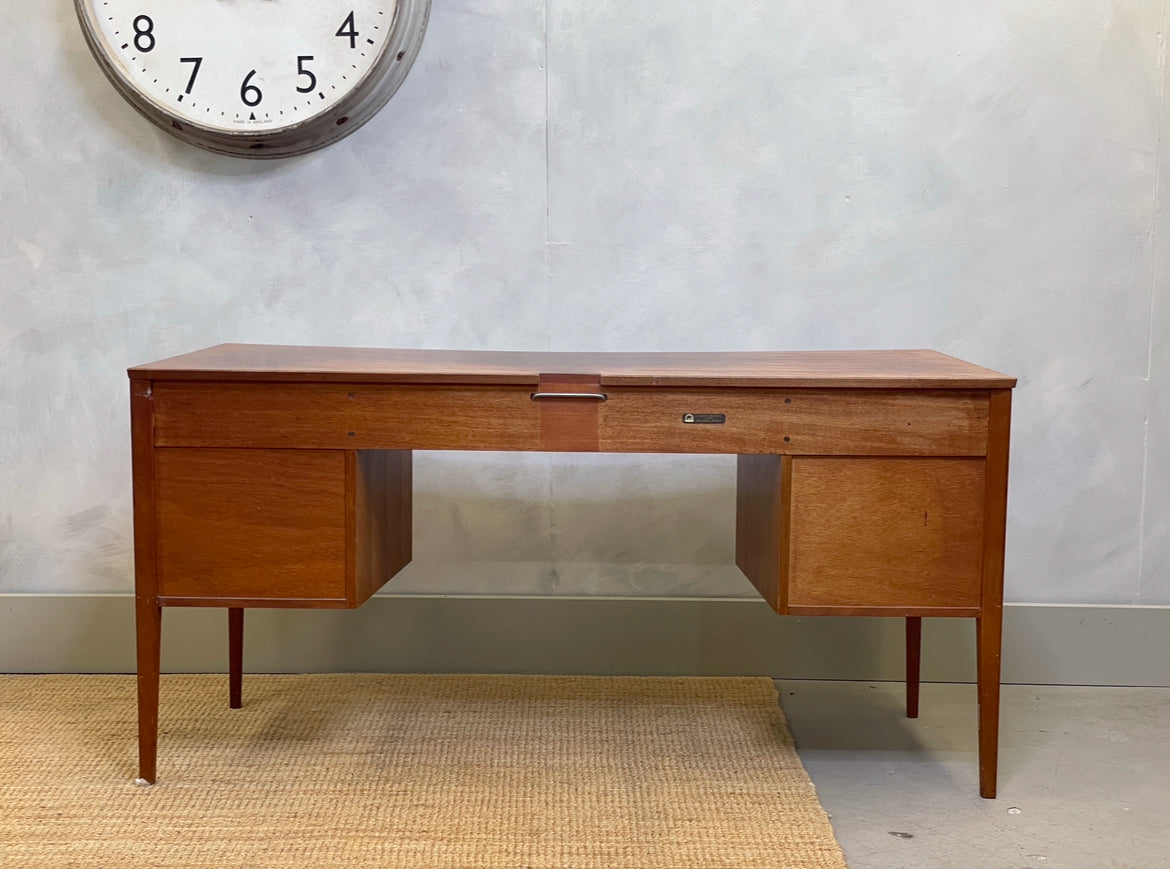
[129,344,1015,389]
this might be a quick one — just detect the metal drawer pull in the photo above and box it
[530,392,608,401]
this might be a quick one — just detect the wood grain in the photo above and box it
[155,382,990,456]
[785,605,980,617]
[602,388,989,455]
[153,382,540,450]
[130,344,1016,389]
[735,454,789,612]
[155,449,349,604]
[977,388,1013,799]
[785,457,986,610]
[536,374,603,451]
[130,379,161,783]
[353,449,413,604]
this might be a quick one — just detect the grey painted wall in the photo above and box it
[1,1,1166,605]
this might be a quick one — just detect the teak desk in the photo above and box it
[129,345,1014,797]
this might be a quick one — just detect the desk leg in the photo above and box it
[977,610,1003,799]
[977,388,1012,799]
[131,379,161,785]
[905,617,921,718]
[135,596,161,785]
[229,608,244,709]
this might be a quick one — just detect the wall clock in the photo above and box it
[75,1,430,158]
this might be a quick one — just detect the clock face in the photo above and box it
[76,0,430,157]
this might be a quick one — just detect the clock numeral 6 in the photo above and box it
[240,70,262,107]
[296,56,317,94]
[133,15,155,53]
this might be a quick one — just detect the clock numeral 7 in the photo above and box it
[180,57,202,95]
[336,11,359,49]
[296,56,317,94]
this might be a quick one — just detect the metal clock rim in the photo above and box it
[74,0,431,159]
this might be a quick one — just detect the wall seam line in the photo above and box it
[544,0,553,352]
[1138,1,1170,600]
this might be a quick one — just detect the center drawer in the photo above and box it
[598,387,989,455]
[153,382,541,450]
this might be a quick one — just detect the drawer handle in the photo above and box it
[530,392,608,401]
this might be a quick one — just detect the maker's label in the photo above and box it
[682,413,726,425]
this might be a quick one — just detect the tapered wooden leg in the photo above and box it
[905,616,922,718]
[977,389,1011,799]
[135,596,161,785]
[976,611,1003,799]
[229,608,244,709]
[130,379,161,784]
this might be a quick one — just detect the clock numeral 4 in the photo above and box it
[336,11,359,49]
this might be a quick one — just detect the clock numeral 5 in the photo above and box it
[296,56,317,94]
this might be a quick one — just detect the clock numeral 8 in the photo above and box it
[133,15,155,53]
[240,70,262,107]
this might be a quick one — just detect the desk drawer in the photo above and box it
[736,455,986,614]
[154,382,541,450]
[599,388,989,456]
[155,449,349,603]
[786,457,985,610]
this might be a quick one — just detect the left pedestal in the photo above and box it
[130,378,413,781]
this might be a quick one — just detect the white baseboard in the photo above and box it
[2,595,1168,686]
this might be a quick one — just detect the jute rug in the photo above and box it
[0,674,847,868]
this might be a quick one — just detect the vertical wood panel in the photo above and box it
[354,449,413,604]
[130,380,158,599]
[735,454,789,613]
[537,374,603,451]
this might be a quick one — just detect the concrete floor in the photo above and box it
[776,681,1170,869]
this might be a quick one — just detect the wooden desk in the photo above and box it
[129,345,1014,796]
